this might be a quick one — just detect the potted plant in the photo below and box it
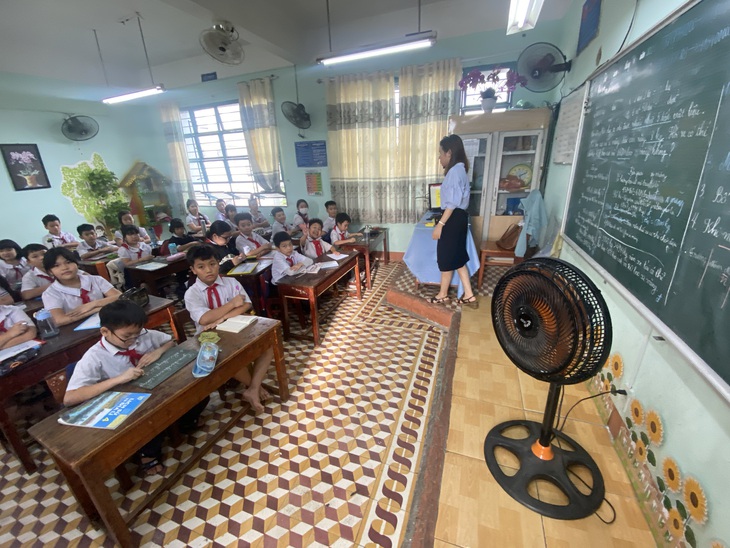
[458,67,528,113]
[86,167,129,237]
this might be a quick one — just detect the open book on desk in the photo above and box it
[216,314,258,333]
[58,392,151,429]
[134,261,167,271]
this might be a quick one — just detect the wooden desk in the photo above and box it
[0,296,178,474]
[30,319,287,548]
[127,257,189,297]
[276,251,361,345]
[20,298,44,316]
[340,228,390,290]
[78,258,112,282]
[224,260,272,316]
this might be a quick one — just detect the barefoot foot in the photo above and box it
[242,387,265,413]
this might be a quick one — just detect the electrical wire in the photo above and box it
[558,388,627,433]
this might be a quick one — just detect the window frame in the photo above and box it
[460,62,518,115]
[180,100,286,208]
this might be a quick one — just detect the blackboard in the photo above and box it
[565,0,730,386]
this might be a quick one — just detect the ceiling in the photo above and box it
[0,0,573,99]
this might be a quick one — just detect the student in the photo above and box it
[42,248,121,326]
[77,224,118,260]
[166,218,200,253]
[185,199,211,233]
[234,213,271,258]
[224,205,239,231]
[271,207,295,237]
[205,221,246,273]
[248,196,270,229]
[42,214,79,249]
[330,212,363,246]
[0,239,30,290]
[0,304,37,349]
[184,245,273,412]
[63,300,208,476]
[271,232,313,285]
[215,199,227,222]
[113,211,151,246]
[291,199,310,233]
[20,244,53,300]
[117,225,153,267]
[300,218,332,260]
[322,200,338,237]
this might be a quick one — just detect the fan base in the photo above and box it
[484,419,605,520]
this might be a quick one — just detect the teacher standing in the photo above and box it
[429,134,478,308]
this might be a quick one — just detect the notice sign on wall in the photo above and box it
[295,141,328,167]
[305,171,323,195]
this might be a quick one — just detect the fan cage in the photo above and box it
[491,258,611,384]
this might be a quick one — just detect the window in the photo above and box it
[460,64,516,115]
[180,101,286,207]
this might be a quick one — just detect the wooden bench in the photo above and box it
[477,241,518,290]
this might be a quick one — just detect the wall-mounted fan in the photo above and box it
[281,65,311,138]
[486,258,612,519]
[61,115,99,141]
[517,42,572,92]
[200,20,244,65]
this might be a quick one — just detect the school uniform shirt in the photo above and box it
[330,227,350,243]
[301,237,332,260]
[271,250,313,285]
[271,220,293,235]
[235,232,269,255]
[0,305,32,332]
[42,272,114,313]
[20,267,54,292]
[113,226,149,242]
[184,276,251,333]
[185,212,211,229]
[322,216,336,235]
[66,330,172,391]
[215,212,227,222]
[117,242,152,263]
[250,211,267,225]
[0,258,30,286]
[43,231,78,249]
[292,213,309,228]
[77,239,117,256]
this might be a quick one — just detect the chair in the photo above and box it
[262,268,307,329]
[477,241,518,290]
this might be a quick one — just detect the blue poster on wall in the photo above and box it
[295,141,328,167]
[577,0,601,54]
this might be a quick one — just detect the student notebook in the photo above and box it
[74,313,101,331]
[227,262,258,275]
[58,392,151,429]
[134,261,167,271]
[216,314,258,333]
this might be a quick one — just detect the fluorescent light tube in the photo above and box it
[102,85,166,104]
[507,0,545,35]
[318,34,436,66]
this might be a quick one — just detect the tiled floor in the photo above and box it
[434,300,656,547]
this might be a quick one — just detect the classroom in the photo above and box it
[0,0,728,546]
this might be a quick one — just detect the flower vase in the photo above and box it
[21,174,38,188]
[481,98,497,113]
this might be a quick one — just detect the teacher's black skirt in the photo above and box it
[437,208,469,271]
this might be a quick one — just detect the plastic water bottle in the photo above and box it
[168,242,178,255]
[34,309,60,339]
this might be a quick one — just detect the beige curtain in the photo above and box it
[159,102,194,215]
[238,78,282,194]
[326,72,397,223]
[398,59,462,220]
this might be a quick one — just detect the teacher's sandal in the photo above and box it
[456,295,479,309]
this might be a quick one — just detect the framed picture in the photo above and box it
[1,144,51,191]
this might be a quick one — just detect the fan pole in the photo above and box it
[536,383,562,454]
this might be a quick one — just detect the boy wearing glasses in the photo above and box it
[63,300,208,475]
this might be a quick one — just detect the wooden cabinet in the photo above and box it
[450,109,551,242]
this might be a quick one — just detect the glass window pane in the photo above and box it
[180,111,194,134]
[204,160,228,182]
[198,135,223,158]
[189,162,205,183]
[194,108,219,133]
[222,133,248,156]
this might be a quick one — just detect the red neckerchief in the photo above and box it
[312,239,323,256]
[100,339,143,366]
[337,229,346,241]
[206,283,222,309]
[247,237,261,249]
[122,243,142,259]
[80,288,91,304]
[286,256,294,267]
[37,270,53,283]
[0,320,5,333]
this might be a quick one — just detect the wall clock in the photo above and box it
[507,163,533,185]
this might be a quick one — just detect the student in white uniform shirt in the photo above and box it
[248,196,270,229]
[184,245,273,413]
[77,223,118,260]
[64,300,208,476]
[299,218,332,260]
[330,212,362,246]
[322,201,338,241]
[270,207,296,237]
[291,199,310,233]
[20,244,53,300]
[271,232,313,285]
[234,213,272,258]
[185,199,211,233]
[0,304,37,349]
[117,226,152,266]
[0,239,30,290]
[42,248,121,326]
[214,199,227,222]
[41,214,79,249]
[113,211,151,246]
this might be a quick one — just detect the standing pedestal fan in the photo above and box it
[485,258,612,519]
